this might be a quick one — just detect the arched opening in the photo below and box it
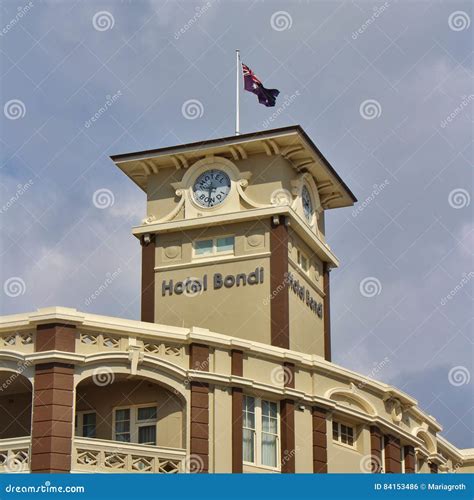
[75,374,185,448]
[0,371,32,439]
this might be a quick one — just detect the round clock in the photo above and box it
[302,185,314,223]
[192,169,231,208]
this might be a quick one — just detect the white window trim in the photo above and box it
[401,445,406,473]
[296,248,310,275]
[243,396,280,471]
[193,235,235,258]
[332,421,356,450]
[112,403,158,446]
[380,438,386,473]
[75,410,96,438]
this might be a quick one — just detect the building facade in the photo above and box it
[0,126,472,474]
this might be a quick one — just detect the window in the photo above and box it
[114,405,157,445]
[194,236,235,257]
[297,249,309,273]
[242,396,279,469]
[75,411,97,438]
[332,421,355,447]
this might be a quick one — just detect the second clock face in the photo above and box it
[193,169,231,208]
[302,185,314,223]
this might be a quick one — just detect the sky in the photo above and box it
[0,0,472,448]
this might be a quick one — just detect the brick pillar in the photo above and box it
[312,407,328,473]
[270,215,289,349]
[189,343,209,473]
[404,445,415,473]
[141,234,155,323]
[31,324,76,473]
[323,264,331,361]
[280,363,295,473]
[370,426,383,473]
[231,350,243,473]
[384,435,402,473]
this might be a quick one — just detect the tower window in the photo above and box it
[194,236,235,257]
[297,249,309,273]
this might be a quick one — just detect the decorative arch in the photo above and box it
[325,387,377,416]
[413,427,437,454]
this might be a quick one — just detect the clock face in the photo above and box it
[302,185,313,223]
[192,169,231,208]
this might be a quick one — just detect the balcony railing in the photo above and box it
[0,437,31,473]
[72,437,187,473]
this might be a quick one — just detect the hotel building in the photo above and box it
[0,126,472,474]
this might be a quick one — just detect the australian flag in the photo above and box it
[242,63,280,107]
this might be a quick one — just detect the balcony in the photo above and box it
[0,437,31,473]
[72,437,187,473]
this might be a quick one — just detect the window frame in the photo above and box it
[296,249,310,274]
[332,420,356,449]
[112,403,158,446]
[75,411,97,438]
[242,396,280,471]
[193,235,235,258]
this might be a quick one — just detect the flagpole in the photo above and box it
[235,49,240,136]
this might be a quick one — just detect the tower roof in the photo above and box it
[110,125,356,209]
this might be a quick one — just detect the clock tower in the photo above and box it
[111,126,356,359]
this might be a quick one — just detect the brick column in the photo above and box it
[404,445,415,473]
[384,435,402,473]
[370,426,383,473]
[189,343,209,473]
[280,363,295,473]
[429,462,438,473]
[31,324,76,473]
[231,350,243,473]
[270,215,289,349]
[312,407,328,473]
[323,264,331,361]
[141,234,155,323]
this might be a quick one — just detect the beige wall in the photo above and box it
[75,378,184,449]
[155,222,271,344]
[294,406,313,472]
